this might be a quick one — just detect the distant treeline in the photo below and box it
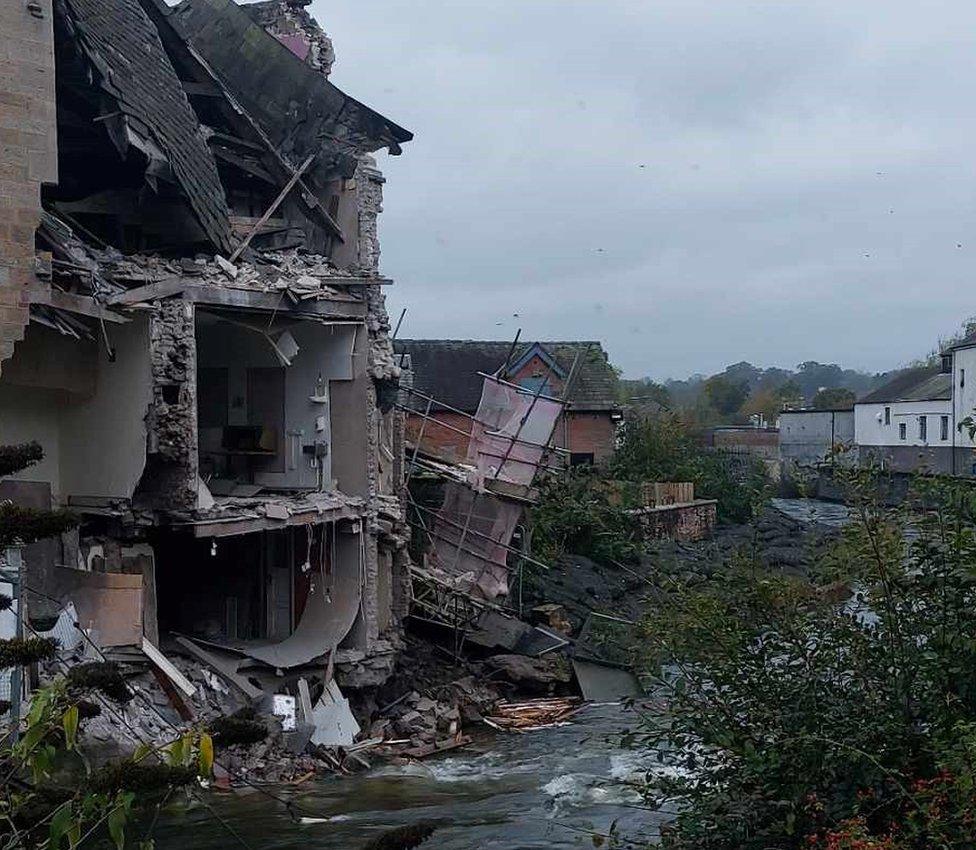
[619,360,901,426]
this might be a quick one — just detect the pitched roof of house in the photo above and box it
[394,340,620,413]
[63,0,233,252]
[856,367,950,404]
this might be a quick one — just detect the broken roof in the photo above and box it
[60,0,233,252]
[856,367,950,404]
[161,0,412,182]
[395,340,620,412]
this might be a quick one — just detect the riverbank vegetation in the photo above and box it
[637,468,976,849]
[529,414,769,564]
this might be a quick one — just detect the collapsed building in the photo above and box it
[0,0,414,711]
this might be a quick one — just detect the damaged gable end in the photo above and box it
[55,0,233,252]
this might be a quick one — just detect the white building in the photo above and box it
[945,334,976,476]
[854,368,953,473]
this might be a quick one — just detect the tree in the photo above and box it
[702,376,750,416]
[635,470,976,849]
[0,444,76,550]
[812,387,856,410]
[740,388,784,424]
[777,379,804,408]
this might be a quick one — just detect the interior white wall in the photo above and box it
[59,316,153,500]
[0,385,63,499]
[195,314,359,491]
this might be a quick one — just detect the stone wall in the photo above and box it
[634,500,718,543]
[0,0,57,374]
[136,299,199,511]
[246,0,335,78]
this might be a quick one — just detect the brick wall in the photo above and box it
[411,408,618,467]
[635,500,717,542]
[0,0,57,375]
[405,410,472,463]
[559,411,617,463]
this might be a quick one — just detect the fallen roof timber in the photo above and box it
[25,285,129,324]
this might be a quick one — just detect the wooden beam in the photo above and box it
[25,285,129,323]
[229,153,316,263]
[106,277,189,306]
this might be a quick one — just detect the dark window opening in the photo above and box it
[919,416,927,442]
[941,415,949,441]
[160,384,181,405]
[899,423,907,441]
[570,452,595,467]
[962,368,966,389]
[884,406,890,425]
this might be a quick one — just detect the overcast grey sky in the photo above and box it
[316,0,976,379]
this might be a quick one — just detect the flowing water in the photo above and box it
[151,704,668,849]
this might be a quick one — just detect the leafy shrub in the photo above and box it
[91,762,197,794]
[529,468,640,564]
[611,415,769,523]
[636,470,976,849]
[209,711,267,747]
[66,661,131,703]
[0,637,58,668]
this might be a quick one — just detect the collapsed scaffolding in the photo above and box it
[397,346,584,651]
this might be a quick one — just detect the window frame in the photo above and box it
[899,422,907,441]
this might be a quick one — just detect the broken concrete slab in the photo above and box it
[310,680,359,747]
[175,635,263,701]
[572,659,641,702]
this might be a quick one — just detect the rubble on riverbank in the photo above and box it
[521,503,844,631]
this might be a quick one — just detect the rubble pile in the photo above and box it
[101,249,378,298]
[521,505,842,631]
[46,647,362,783]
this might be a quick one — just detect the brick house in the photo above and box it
[395,340,622,467]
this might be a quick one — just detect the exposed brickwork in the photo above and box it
[405,411,473,463]
[0,0,57,376]
[135,299,199,511]
[560,411,618,464]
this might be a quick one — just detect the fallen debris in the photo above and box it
[485,697,583,732]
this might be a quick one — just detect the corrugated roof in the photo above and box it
[395,340,620,413]
[857,366,948,404]
[63,0,232,252]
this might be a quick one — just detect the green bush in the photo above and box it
[529,468,640,564]
[611,415,769,523]
[636,470,976,849]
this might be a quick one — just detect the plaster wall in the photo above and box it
[0,385,63,497]
[195,315,357,491]
[779,410,855,466]
[59,316,153,501]
[855,400,951,448]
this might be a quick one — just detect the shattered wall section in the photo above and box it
[244,0,335,77]
[137,299,199,511]
[0,0,57,374]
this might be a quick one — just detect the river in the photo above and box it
[149,502,850,848]
[151,703,668,849]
